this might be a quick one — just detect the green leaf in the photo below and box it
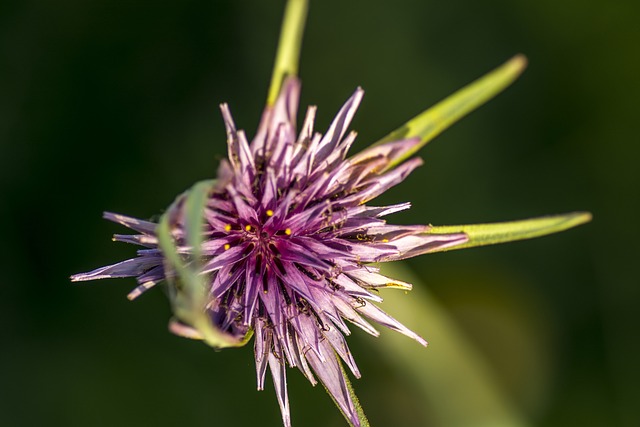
[156,180,251,349]
[266,0,309,106]
[375,54,528,170]
[426,211,592,252]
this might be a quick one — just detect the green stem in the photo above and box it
[266,0,309,106]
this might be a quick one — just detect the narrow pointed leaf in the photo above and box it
[375,54,528,169]
[156,179,250,348]
[267,0,309,106]
[425,211,592,252]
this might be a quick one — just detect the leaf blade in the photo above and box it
[375,54,528,169]
[426,211,592,252]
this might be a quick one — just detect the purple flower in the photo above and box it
[72,77,469,427]
[72,1,591,425]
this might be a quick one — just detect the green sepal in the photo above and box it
[156,179,251,349]
[375,54,528,170]
[426,211,592,252]
[266,0,309,106]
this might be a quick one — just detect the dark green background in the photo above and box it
[1,1,638,426]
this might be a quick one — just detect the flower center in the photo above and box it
[237,221,291,257]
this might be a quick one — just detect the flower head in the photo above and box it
[72,1,590,426]
[72,77,470,426]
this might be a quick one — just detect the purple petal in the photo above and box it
[261,168,279,212]
[290,332,317,385]
[384,232,469,261]
[112,234,158,247]
[288,306,327,362]
[318,314,361,378]
[305,339,360,427]
[126,280,158,301]
[332,295,380,337]
[364,224,430,241]
[268,340,292,427]
[275,240,331,271]
[243,256,264,326]
[254,318,271,390]
[296,105,317,146]
[253,77,301,158]
[349,137,421,169]
[225,184,259,224]
[355,300,428,347]
[236,130,256,176]
[345,268,412,291]
[331,272,384,302]
[201,243,252,274]
[220,103,241,169]
[103,212,157,234]
[341,157,423,206]
[338,240,399,263]
[313,88,364,167]
[210,263,244,299]
[71,257,162,282]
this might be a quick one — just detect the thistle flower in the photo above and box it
[72,76,470,426]
[71,1,590,426]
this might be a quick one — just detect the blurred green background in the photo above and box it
[1,0,638,426]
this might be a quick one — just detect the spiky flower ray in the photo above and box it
[71,77,469,427]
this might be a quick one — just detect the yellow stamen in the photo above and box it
[224,224,232,232]
[284,228,292,235]
[266,209,274,217]
[224,244,230,251]
[245,225,252,232]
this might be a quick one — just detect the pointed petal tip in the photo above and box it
[406,330,428,347]
[69,271,104,282]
